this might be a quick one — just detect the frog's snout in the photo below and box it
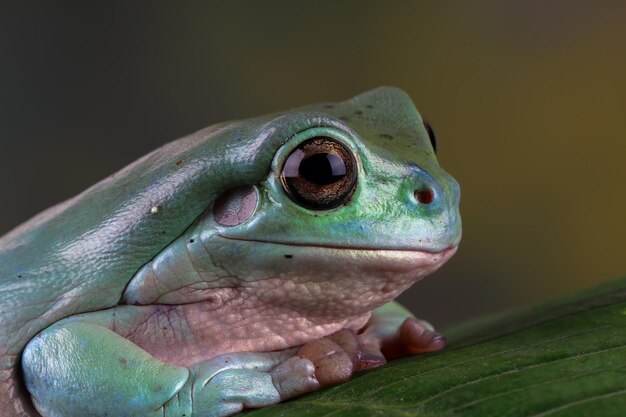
[402,163,462,249]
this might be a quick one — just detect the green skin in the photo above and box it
[0,87,461,417]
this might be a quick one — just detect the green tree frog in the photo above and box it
[0,87,461,417]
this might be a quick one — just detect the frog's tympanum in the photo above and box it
[0,87,461,417]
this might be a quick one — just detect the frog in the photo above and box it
[0,87,461,417]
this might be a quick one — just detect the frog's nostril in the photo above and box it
[414,188,435,205]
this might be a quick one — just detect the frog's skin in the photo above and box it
[0,87,461,417]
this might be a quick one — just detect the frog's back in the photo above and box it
[0,118,283,415]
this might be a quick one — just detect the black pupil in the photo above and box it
[299,153,346,185]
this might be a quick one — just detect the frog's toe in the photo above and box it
[357,343,387,370]
[402,317,446,353]
[382,317,446,359]
[297,330,359,387]
[270,356,319,400]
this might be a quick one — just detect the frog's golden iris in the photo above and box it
[280,137,357,210]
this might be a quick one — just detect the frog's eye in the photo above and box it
[423,120,437,153]
[280,137,357,210]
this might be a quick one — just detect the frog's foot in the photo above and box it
[195,334,378,412]
[165,350,320,417]
[295,329,386,385]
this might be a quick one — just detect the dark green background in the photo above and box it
[1,2,625,326]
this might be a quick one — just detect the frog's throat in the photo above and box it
[117,244,456,367]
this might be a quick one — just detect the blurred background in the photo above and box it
[1,1,625,327]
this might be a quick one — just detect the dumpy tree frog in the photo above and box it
[0,87,461,417]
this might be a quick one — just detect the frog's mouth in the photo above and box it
[220,234,458,254]
[216,234,458,274]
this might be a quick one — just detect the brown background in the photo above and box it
[1,2,625,327]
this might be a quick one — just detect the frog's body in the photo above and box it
[0,87,461,417]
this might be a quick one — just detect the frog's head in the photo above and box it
[123,87,460,324]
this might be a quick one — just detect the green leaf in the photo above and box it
[248,276,626,417]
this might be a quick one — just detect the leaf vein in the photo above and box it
[529,388,626,417]
[414,343,626,406]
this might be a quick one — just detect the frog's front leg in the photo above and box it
[22,322,318,417]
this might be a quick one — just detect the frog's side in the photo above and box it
[0,87,461,417]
